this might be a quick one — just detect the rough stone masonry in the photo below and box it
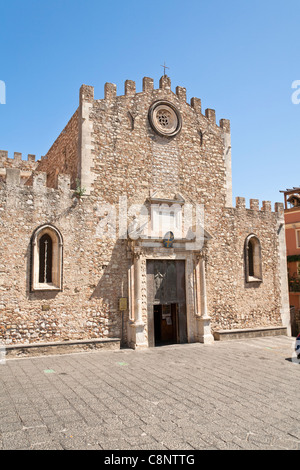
[0,75,291,350]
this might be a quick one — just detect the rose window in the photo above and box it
[148,101,182,137]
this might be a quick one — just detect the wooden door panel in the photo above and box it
[147,260,187,345]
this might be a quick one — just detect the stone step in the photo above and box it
[4,338,121,359]
[213,326,288,341]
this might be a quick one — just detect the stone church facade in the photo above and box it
[0,75,290,351]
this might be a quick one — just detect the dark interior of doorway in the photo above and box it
[154,304,178,346]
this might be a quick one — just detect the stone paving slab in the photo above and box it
[0,336,299,450]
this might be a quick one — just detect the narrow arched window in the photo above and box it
[248,240,254,277]
[31,225,63,291]
[39,234,53,283]
[245,234,262,283]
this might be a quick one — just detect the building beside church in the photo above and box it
[280,187,300,335]
[0,75,291,352]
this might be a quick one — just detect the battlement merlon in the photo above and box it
[219,119,231,134]
[79,84,94,104]
[125,80,136,97]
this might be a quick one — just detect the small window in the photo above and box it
[31,224,63,291]
[245,234,262,283]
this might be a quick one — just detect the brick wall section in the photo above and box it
[35,109,79,189]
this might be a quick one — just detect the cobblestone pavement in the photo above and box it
[0,336,300,450]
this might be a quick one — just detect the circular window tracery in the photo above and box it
[148,101,182,137]
[157,109,171,127]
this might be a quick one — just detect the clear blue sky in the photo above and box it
[0,0,299,206]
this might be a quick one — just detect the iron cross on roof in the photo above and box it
[161,62,170,76]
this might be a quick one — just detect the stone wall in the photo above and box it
[0,75,290,347]
[35,109,79,189]
[206,199,285,332]
[85,75,231,210]
[0,170,124,345]
[78,76,287,336]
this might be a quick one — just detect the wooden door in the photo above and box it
[147,260,187,345]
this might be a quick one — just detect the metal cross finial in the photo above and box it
[161,62,170,76]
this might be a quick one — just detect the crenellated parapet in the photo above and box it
[0,151,40,185]
[0,168,72,196]
[235,197,284,217]
[80,75,231,134]
[0,151,38,168]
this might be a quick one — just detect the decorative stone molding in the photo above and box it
[30,224,63,292]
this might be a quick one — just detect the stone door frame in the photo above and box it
[127,241,214,349]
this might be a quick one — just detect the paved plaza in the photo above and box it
[0,335,299,450]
